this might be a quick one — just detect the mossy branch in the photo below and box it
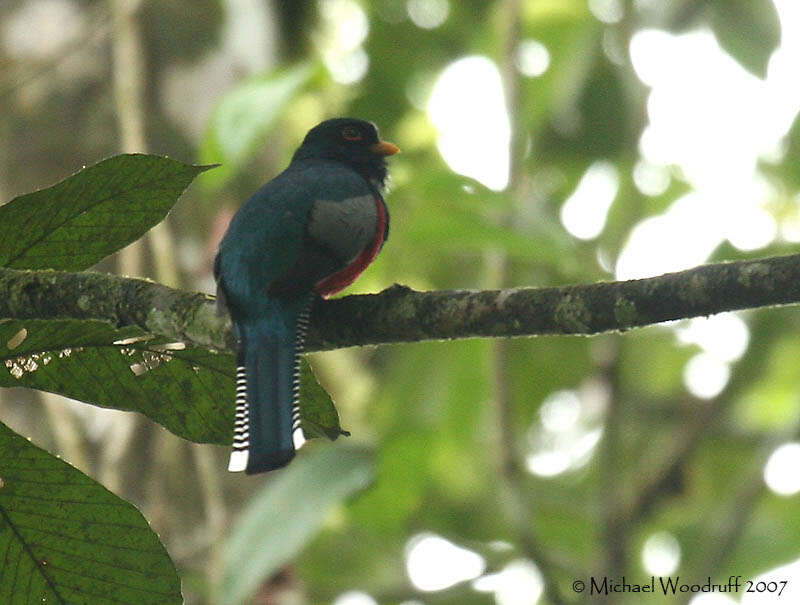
[2,253,800,352]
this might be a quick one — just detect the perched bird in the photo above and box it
[214,118,399,474]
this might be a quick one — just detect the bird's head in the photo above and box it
[292,118,399,189]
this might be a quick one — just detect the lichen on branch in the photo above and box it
[1,253,800,353]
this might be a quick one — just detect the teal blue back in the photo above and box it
[216,157,373,326]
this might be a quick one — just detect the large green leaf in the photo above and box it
[0,421,182,603]
[221,442,374,605]
[0,319,346,446]
[0,154,212,271]
[0,319,232,444]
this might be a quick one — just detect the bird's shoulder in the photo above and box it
[282,158,375,201]
[234,160,376,221]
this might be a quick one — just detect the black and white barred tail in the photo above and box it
[227,366,251,472]
[227,304,312,474]
[291,309,311,440]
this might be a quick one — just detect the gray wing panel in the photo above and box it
[307,194,377,264]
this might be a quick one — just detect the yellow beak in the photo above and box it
[370,141,400,156]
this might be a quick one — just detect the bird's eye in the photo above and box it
[342,127,362,141]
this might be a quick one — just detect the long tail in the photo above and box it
[228,307,311,474]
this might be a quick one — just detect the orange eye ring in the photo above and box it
[342,127,362,141]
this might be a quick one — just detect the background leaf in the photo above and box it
[198,63,317,190]
[706,0,781,78]
[0,420,182,604]
[221,442,374,605]
[0,154,212,271]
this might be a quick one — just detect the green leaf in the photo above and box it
[734,336,800,430]
[707,0,780,79]
[0,319,347,446]
[221,443,374,605]
[299,358,350,440]
[722,490,800,580]
[0,319,233,444]
[0,154,212,271]
[405,201,572,264]
[199,63,317,189]
[0,421,182,603]
[761,110,800,190]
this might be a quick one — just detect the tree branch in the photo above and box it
[2,253,800,352]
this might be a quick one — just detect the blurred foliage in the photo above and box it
[222,443,373,605]
[199,63,318,189]
[1,0,799,604]
[141,0,224,64]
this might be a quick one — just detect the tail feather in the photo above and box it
[291,309,312,441]
[228,365,251,472]
[228,304,312,474]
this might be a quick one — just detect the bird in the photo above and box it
[214,118,399,474]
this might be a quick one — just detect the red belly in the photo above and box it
[314,196,388,298]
